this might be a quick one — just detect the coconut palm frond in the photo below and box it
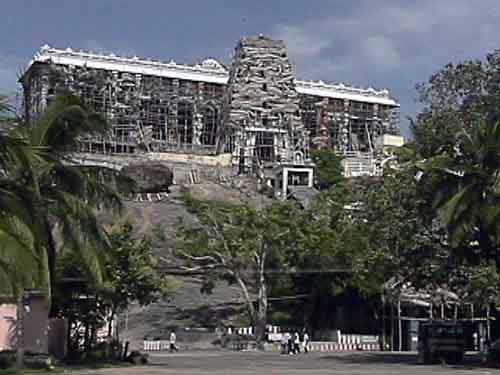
[423,119,500,246]
[30,93,109,152]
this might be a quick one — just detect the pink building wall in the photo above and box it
[48,319,68,358]
[0,298,50,353]
[0,304,16,351]
[23,298,50,353]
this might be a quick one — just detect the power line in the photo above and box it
[159,267,352,275]
[264,269,352,274]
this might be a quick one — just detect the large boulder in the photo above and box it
[126,351,149,365]
[122,162,173,193]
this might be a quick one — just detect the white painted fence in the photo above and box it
[309,341,379,352]
[143,340,170,351]
[143,328,381,352]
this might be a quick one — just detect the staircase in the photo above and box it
[342,154,379,177]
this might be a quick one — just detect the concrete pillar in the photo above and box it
[193,106,203,146]
[282,168,288,197]
[308,169,314,187]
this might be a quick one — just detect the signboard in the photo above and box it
[268,333,283,342]
[360,335,378,343]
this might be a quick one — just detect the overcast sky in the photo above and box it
[2,0,500,136]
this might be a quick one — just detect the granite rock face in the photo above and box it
[122,162,174,193]
[114,185,262,350]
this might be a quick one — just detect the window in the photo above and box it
[201,106,218,146]
[255,131,274,162]
[178,102,193,144]
[150,104,168,141]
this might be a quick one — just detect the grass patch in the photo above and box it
[0,369,63,374]
[0,362,132,374]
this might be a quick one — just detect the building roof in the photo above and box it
[25,45,399,107]
[27,45,229,84]
[294,80,398,106]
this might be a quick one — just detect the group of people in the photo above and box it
[280,331,309,355]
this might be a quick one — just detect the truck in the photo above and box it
[417,321,466,364]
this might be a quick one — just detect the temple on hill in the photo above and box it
[21,36,403,195]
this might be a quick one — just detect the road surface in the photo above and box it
[72,350,493,375]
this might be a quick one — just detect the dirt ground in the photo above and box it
[69,351,492,375]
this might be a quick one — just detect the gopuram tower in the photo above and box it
[220,35,311,173]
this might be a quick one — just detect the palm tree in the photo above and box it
[1,91,135,371]
[0,96,42,294]
[1,95,47,371]
[2,92,133,302]
[420,118,500,262]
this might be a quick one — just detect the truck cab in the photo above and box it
[417,321,465,364]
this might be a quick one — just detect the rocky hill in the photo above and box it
[114,179,270,349]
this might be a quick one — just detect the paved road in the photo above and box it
[73,351,494,375]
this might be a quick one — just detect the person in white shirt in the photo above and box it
[169,330,178,352]
[293,331,300,354]
[302,332,310,353]
[280,332,288,354]
[284,332,293,355]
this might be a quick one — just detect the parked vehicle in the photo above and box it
[417,321,465,364]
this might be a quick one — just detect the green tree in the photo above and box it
[418,118,500,265]
[53,222,175,354]
[384,49,500,310]
[350,169,450,295]
[413,50,500,158]
[0,95,49,371]
[1,91,137,370]
[1,92,132,371]
[280,183,356,333]
[411,48,500,269]
[4,92,132,304]
[104,222,175,338]
[310,149,344,189]
[177,194,303,345]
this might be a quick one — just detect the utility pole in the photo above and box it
[381,291,386,351]
[397,299,402,351]
[390,301,394,352]
[16,292,26,372]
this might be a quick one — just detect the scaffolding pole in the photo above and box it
[397,299,402,351]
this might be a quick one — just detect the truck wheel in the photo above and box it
[423,350,432,364]
[446,353,463,364]
[417,351,425,364]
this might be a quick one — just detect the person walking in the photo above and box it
[302,331,310,353]
[169,330,178,352]
[281,332,288,354]
[293,331,301,354]
[285,331,293,355]
[286,331,293,355]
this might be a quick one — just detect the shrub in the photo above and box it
[23,353,53,369]
[127,351,149,365]
[0,350,15,369]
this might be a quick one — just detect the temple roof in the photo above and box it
[25,44,399,106]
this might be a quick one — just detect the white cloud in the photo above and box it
[81,39,137,57]
[361,35,401,72]
[270,0,500,135]
[272,0,500,80]
[0,54,24,95]
[274,25,330,59]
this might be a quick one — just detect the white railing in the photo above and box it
[143,329,381,352]
[343,157,378,177]
[143,340,170,351]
